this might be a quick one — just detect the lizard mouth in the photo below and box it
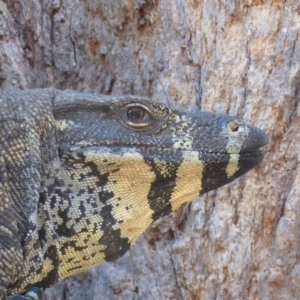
[62,143,266,158]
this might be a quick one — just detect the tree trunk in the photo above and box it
[1,0,300,299]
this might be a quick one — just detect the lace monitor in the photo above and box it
[0,88,268,299]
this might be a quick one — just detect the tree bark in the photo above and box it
[1,0,300,299]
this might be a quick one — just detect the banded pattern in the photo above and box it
[0,89,268,299]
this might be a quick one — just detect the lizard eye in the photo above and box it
[115,100,169,132]
[120,103,153,129]
[127,107,145,122]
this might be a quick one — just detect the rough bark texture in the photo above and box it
[1,0,299,299]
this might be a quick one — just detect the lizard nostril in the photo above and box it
[228,121,240,132]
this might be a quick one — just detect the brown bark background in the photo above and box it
[1,0,300,299]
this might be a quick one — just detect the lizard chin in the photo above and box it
[59,145,265,216]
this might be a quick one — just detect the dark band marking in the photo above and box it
[98,191,131,261]
[142,149,183,222]
[200,153,230,195]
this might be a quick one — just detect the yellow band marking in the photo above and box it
[98,149,155,244]
[226,154,239,178]
[170,151,203,210]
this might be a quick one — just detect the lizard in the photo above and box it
[0,88,268,300]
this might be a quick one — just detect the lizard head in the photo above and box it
[50,90,267,267]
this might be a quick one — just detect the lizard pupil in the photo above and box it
[127,107,144,121]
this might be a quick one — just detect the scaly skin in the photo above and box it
[0,89,268,299]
